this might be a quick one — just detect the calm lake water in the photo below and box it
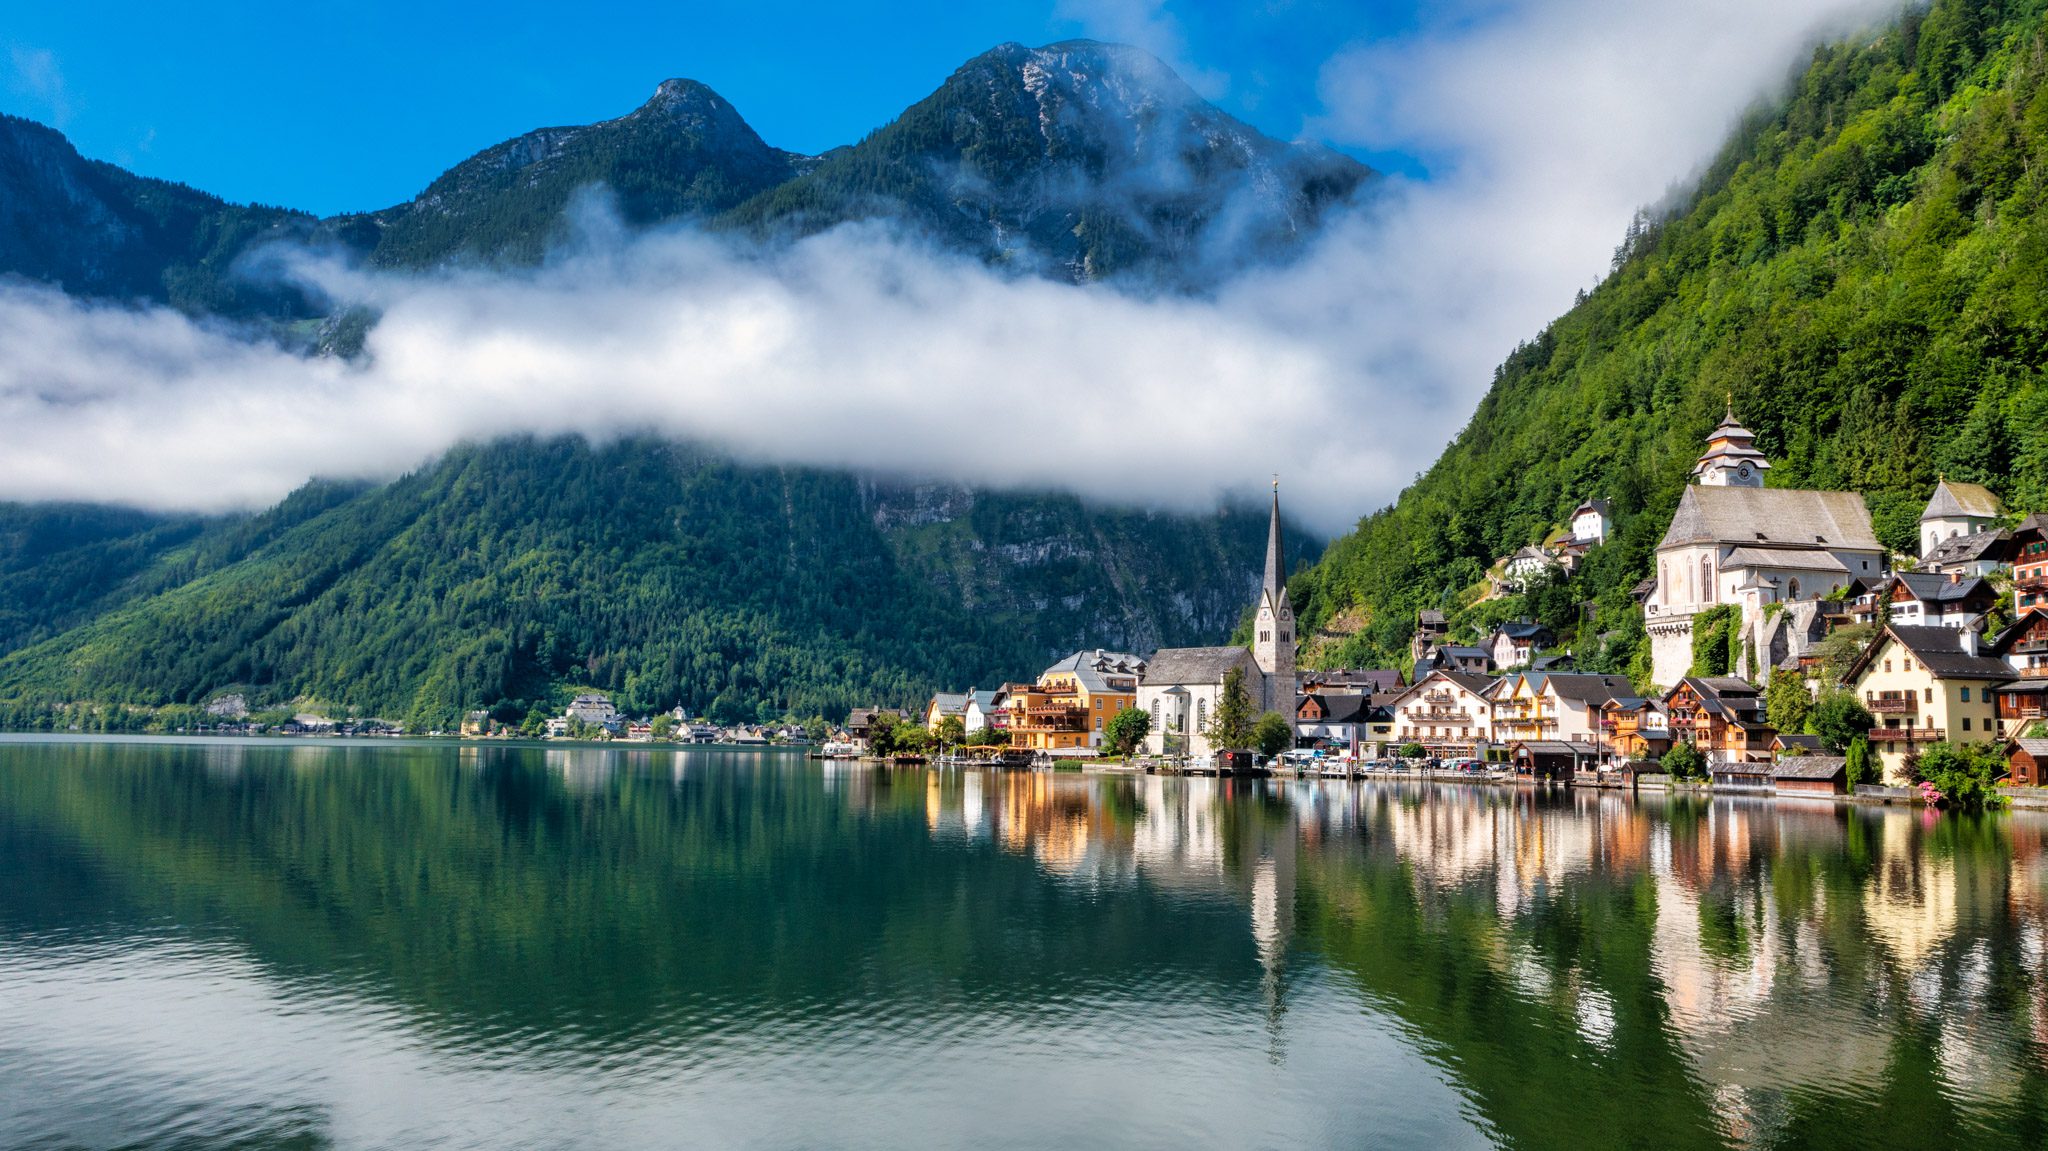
[1,737,2046,1149]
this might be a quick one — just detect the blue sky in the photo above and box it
[2,0,1418,217]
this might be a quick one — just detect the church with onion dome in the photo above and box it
[1645,405,1886,688]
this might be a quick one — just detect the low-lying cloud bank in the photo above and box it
[0,0,1897,537]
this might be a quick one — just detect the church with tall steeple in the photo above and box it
[1250,478,1296,712]
[1137,479,1298,757]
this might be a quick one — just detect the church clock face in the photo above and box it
[1737,465,1750,479]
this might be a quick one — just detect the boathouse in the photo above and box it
[1772,756,1849,796]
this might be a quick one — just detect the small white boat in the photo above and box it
[814,740,862,759]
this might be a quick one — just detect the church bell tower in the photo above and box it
[1252,478,1296,712]
[1692,398,1769,488]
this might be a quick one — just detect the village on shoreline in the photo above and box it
[135,414,2048,814]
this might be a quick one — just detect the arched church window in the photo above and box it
[1788,578,1801,599]
[1195,698,1207,732]
[1700,556,1714,598]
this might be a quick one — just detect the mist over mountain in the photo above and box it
[0,39,1349,724]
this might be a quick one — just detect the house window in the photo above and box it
[1884,660,1892,673]
[1962,717,1971,732]
[1960,687,1971,703]
[1925,687,1933,703]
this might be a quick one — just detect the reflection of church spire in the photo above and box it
[1250,843,1295,1061]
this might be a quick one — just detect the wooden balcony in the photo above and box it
[1867,697,1916,715]
[1869,727,1932,742]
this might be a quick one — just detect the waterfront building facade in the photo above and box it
[1843,624,2011,783]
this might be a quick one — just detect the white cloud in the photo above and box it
[5,45,71,128]
[0,0,1901,537]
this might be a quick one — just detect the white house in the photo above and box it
[1385,670,1498,757]
[1570,499,1611,545]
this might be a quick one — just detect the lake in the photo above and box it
[0,736,2044,1149]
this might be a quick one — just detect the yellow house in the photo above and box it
[1007,650,1144,751]
[1843,624,2010,784]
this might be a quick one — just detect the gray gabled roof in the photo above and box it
[928,692,969,716]
[1921,479,2002,522]
[1923,528,2009,566]
[1659,486,1880,552]
[1894,571,1996,604]
[1539,673,1638,703]
[1142,646,1253,686]
[1774,756,1847,780]
[1870,626,2015,680]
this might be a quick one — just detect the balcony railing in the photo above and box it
[1869,727,1932,742]
[1867,697,1916,714]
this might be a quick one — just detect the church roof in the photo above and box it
[1658,486,1880,552]
[1921,479,2003,522]
[1722,547,1851,573]
[1141,646,1253,687]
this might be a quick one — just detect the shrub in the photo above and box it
[1907,741,2007,810]
[1662,742,1708,781]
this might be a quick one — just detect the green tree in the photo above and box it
[1104,706,1151,759]
[1908,740,2008,810]
[1810,625,1876,684]
[1398,742,1427,760]
[1765,674,1814,735]
[1252,711,1294,757]
[966,724,1009,746]
[1662,742,1707,782]
[650,714,676,740]
[1206,667,1256,751]
[935,714,965,749]
[802,715,828,743]
[1809,691,1875,754]
[1844,735,1875,791]
[891,725,932,755]
[867,712,902,756]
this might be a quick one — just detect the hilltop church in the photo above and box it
[1138,481,1297,758]
[1645,407,1884,687]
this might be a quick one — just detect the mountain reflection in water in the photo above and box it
[0,737,2044,1150]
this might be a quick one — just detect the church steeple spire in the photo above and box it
[1263,475,1285,606]
[1252,477,1295,711]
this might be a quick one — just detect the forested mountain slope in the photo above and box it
[0,439,1314,728]
[1298,0,2048,678]
[0,115,319,316]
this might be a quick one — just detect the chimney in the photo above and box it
[1950,571,1961,584]
[1960,628,1978,657]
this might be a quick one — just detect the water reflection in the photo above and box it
[1,738,2046,1149]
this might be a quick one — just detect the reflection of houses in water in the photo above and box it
[544,748,619,793]
[1863,810,1958,971]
